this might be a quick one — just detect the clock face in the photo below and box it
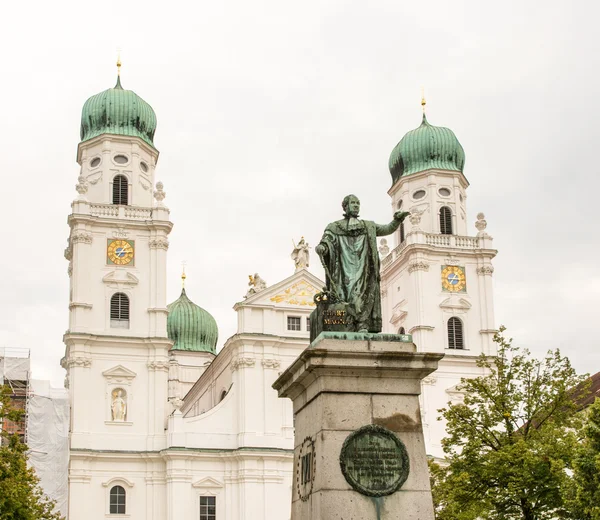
[107,240,135,266]
[441,265,466,292]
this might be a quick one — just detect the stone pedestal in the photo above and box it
[273,332,443,520]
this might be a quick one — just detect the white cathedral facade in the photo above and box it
[61,74,497,519]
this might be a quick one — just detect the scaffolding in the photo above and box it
[0,347,31,444]
[0,348,69,518]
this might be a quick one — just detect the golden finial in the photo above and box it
[181,261,187,288]
[116,50,122,77]
[421,86,426,113]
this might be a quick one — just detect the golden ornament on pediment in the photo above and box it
[270,281,318,307]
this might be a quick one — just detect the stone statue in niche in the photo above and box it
[111,388,127,421]
[378,238,390,257]
[244,273,267,299]
[291,237,310,271]
[312,194,409,335]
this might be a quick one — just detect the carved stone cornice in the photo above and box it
[476,265,494,276]
[69,302,93,310]
[71,231,93,244]
[408,261,429,273]
[261,359,281,370]
[408,325,435,334]
[231,357,255,371]
[147,360,169,372]
[149,238,170,250]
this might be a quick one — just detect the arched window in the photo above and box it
[110,485,126,514]
[399,221,405,243]
[440,206,453,235]
[447,317,464,349]
[110,293,130,328]
[398,327,406,335]
[112,175,128,205]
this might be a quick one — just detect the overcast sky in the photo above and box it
[1,0,598,386]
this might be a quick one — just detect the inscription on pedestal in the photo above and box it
[339,424,410,497]
[296,436,316,501]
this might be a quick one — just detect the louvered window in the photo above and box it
[109,486,126,514]
[399,221,405,243]
[447,317,464,349]
[440,206,453,235]
[112,175,129,205]
[110,293,130,328]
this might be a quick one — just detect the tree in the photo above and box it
[567,397,600,519]
[0,385,63,520]
[430,327,586,520]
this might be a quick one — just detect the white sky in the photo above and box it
[1,0,599,386]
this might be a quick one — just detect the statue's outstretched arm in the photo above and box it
[375,211,410,236]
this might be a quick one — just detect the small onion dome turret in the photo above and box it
[80,76,157,148]
[167,289,218,354]
[388,114,465,184]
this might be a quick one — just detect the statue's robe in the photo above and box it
[318,217,401,332]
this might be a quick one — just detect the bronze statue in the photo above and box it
[315,195,409,333]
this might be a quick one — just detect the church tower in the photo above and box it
[380,102,497,457]
[62,65,173,517]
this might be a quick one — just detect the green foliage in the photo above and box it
[431,327,587,520]
[566,397,600,519]
[0,385,63,520]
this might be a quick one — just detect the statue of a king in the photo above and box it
[315,194,409,333]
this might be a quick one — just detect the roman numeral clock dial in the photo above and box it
[107,239,135,266]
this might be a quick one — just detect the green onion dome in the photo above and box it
[389,114,465,184]
[80,76,157,148]
[167,289,218,354]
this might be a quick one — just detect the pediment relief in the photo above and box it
[103,270,139,288]
[439,296,471,311]
[192,477,224,489]
[238,270,325,309]
[269,280,319,307]
[103,365,137,384]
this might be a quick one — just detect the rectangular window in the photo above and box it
[287,316,301,331]
[200,496,216,520]
[306,317,311,332]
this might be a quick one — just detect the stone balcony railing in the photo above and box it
[381,232,491,269]
[90,204,153,220]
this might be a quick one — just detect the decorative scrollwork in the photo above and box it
[149,238,170,250]
[261,359,281,370]
[408,261,429,273]
[71,231,93,244]
[231,357,255,371]
[476,265,494,276]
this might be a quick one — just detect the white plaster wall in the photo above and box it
[388,169,469,239]
[77,136,158,208]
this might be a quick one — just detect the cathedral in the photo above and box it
[61,70,497,519]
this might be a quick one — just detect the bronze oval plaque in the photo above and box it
[296,436,316,501]
[339,424,410,497]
